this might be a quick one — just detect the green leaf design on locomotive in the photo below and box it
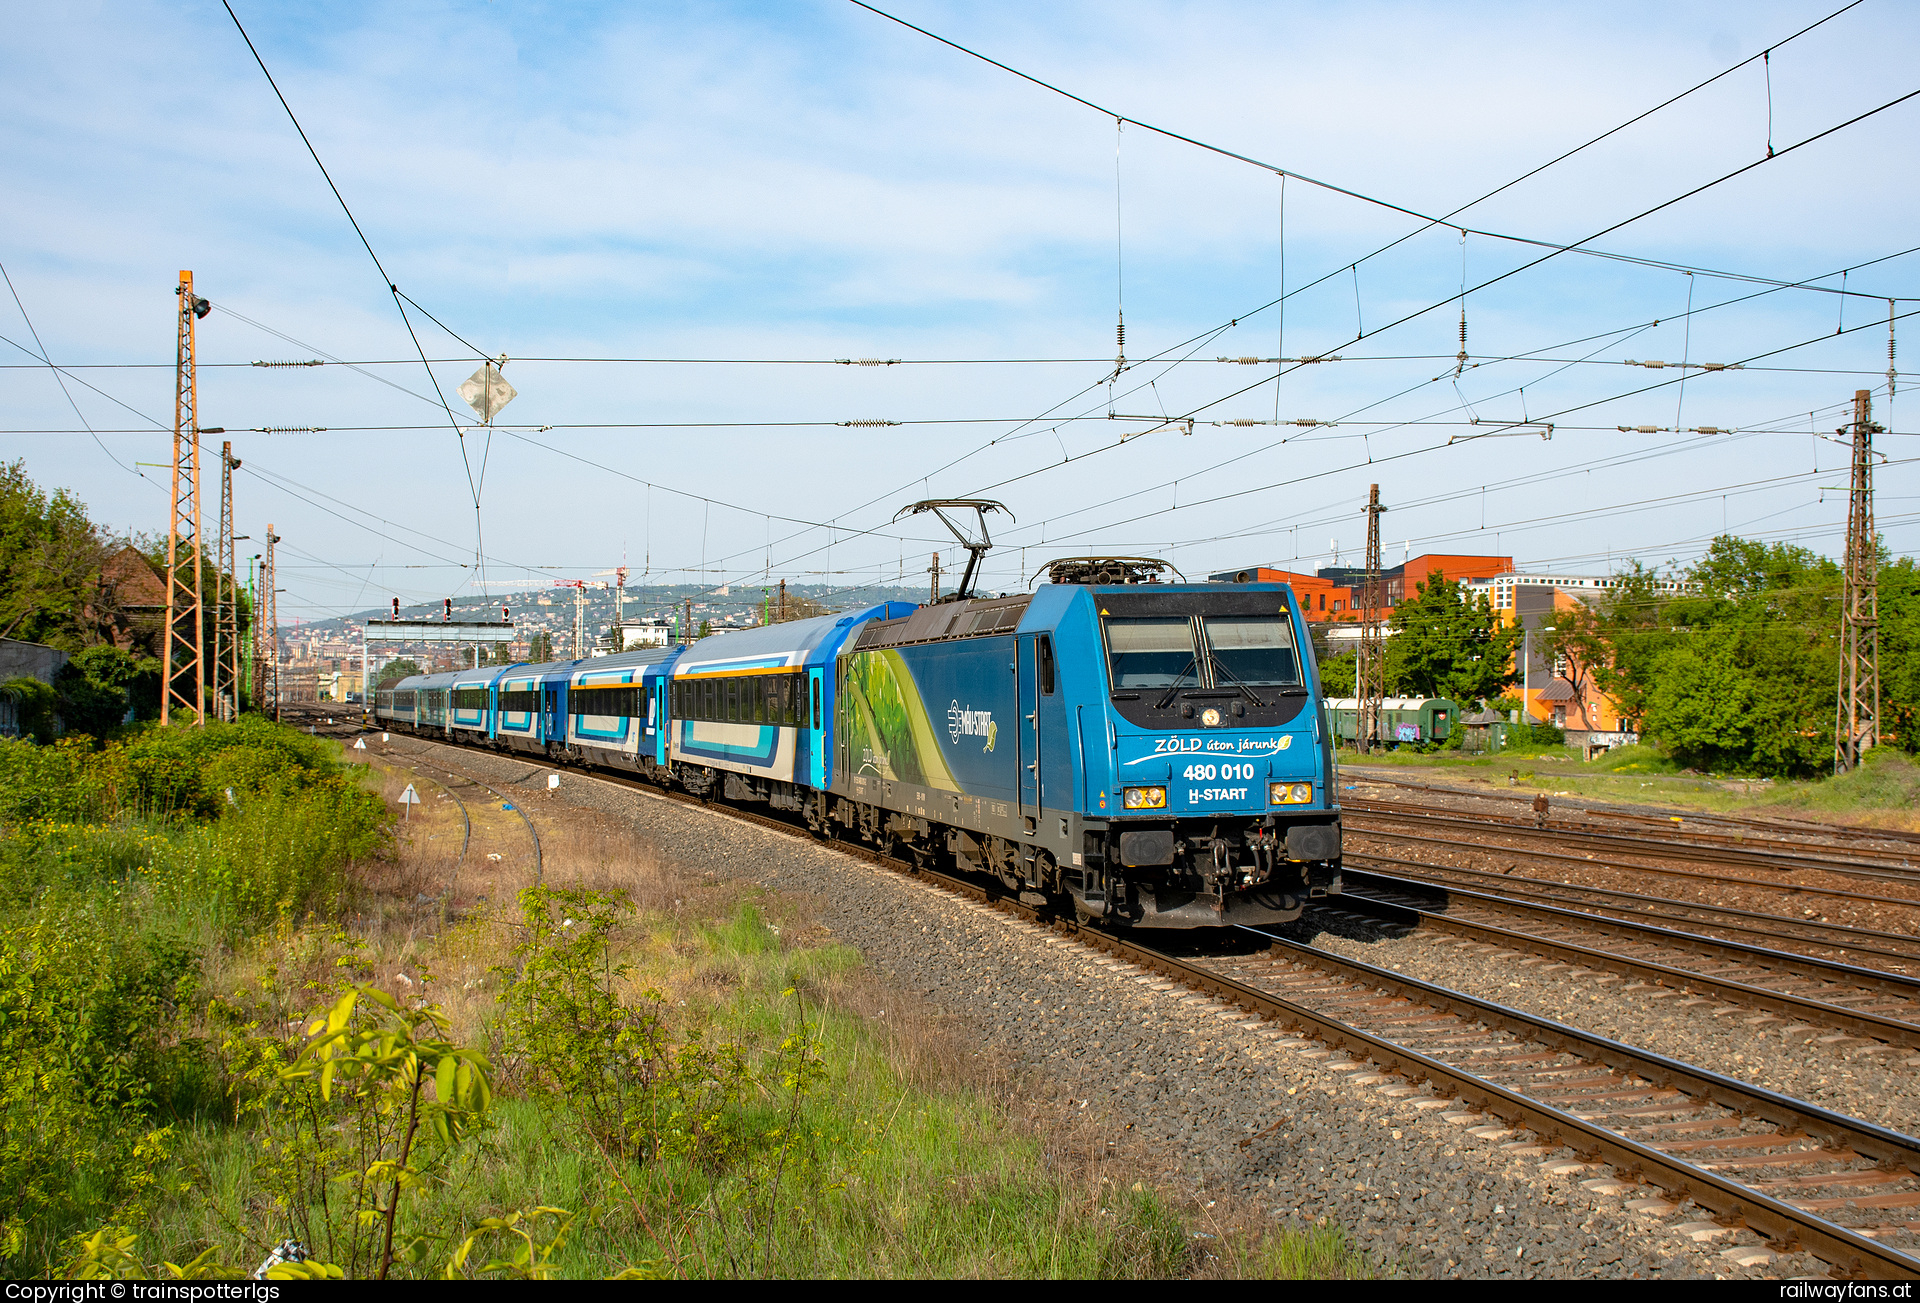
[839,649,960,791]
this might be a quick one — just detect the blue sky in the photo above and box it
[5,0,1917,624]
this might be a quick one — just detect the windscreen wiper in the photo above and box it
[1206,658,1267,708]
[1153,656,1200,708]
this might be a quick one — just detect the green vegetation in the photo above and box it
[376,659,423,689]
[4,717,1383,1279]
[0,462,245,728]
[0,719,385,1269]
[0,459,103,649]
[1383,571,1520,705]
[1540,537,1920,778]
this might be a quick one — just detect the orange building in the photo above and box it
[1213,554,1645,754]
[1209,554,1513,623]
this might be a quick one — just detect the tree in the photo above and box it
[527,632,554,664]
[57,645,156,737]
[1384,570,1520,705]
[697,619,712,638]
[0,460,106,650]
[1632,537,1841,775]
[377,658,423,689]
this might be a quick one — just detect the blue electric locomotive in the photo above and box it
[374,559,1340,929]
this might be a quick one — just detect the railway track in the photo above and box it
[1342,771,1920,859]
[1343,850,1920,970]
[350,727,1920,1278]
[1327,867,1920,1050]
[375,739,543,881]
[1342,798,1920,884]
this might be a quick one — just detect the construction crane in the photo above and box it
[590,564,629,650]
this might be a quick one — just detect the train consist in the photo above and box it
[375,552,1342,928]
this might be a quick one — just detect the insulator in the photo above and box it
[251,359,324,368]
[840,419,899,427]
[1228,418,1264,426]
[1234,356,1262,365]
[1690,426,1727,435]
[254,426,328,433]
[1289,418,1328,427]
[1116,319,1126,355]
[854,358,886,366]
[1616,425,1662,433]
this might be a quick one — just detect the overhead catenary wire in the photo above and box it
[220,0,494,601]
[0,261,147,482]
[847,0,1903,301]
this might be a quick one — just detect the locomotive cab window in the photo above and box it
[1104,617,1197,690]
[1201,615,1300,687]
[1037,635,1056,695]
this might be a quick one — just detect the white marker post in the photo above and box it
[400,783,421,821]
[547,773,560,790]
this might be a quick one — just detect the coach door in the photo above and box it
[1017,634,1040,824]
[809,667,827,788]
[543,683,565,745]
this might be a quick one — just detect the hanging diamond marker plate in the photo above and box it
[459,363,516,422]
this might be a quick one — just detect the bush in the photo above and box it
[3,678,59,744]
[122,716,356,819]
[0,900,209,1269]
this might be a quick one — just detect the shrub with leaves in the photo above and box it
[497,885,754,1169]
[249,985,493,1280]
[0,900,207,1270]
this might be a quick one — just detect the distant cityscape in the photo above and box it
[276,581,933,701]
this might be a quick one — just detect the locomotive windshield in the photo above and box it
[1105,617,1197,688]
[1202,615,1300,687]
[1102,612,1301,693]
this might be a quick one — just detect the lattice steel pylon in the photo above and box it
[1835,389,1882,774]
[259,524,281,723]
[215,441,240,720]
[162,272,210,726]
[1356,483,1387,754]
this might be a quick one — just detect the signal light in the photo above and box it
[1270,782,1313,805]
[1122,786,1167,810]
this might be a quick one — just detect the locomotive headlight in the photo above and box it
[1269,781,1313,805]
[1122,785,1167,810]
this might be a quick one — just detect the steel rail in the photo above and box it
[368,747,473,873]
[382,737,542,882]
[1333,872,1920,1046]
[1340,770,1920,853]
[1346,852,1920,963]
[1345,819,1920,902]
[1343,800,1918,881]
